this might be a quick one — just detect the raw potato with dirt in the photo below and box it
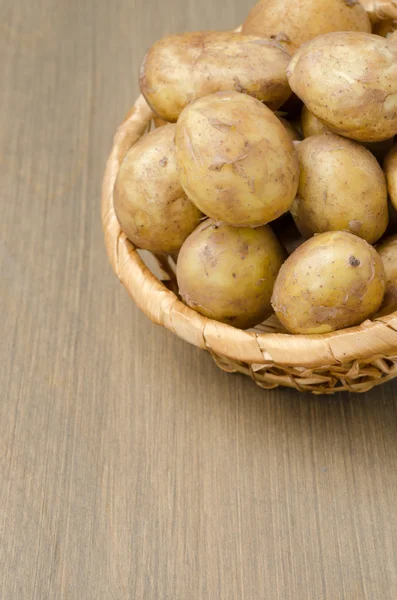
[300,106,394,161]
[359,0,397,22]
[242,0,371,53]
[290,134,389,243]
[140,31,292,122]
[114,125,202,254]
[287,31,397,142]
[384,144,397,211]
[177,219,285,329]
[175,91,299,227]
[271,231,386,334]
[377,235,397,314]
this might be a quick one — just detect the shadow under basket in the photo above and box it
[102,95,397,395]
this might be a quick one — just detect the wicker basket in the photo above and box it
[102,95,397,394]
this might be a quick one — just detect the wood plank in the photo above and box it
[0,0,397,598]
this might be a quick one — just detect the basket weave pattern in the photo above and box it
[102,96,397,394]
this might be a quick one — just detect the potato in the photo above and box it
[290,134,389,243]
[177,219,285,329]
[140,31,292,122]
[384,144,397,211]
[278,117,302,143]
[114,125,202,254]
[175,91,299,227]
[301,106,331,138]
[359,0,397,23]
[376,235,397,314]
[242,0,370,53]
[373,19,397,37]
[288,32,397,142]
[301,106,394,160]
[271,231,386,334]
[153,116,168,128]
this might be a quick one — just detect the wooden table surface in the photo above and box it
[1,0,397,598]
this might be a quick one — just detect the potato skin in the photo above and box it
[288,32,397,142]
[271,231,386,334]
[114,125,202,254]
[177,219,285,329]
[140,31,292,122]
[301,106,395,160]
[377,235,397,314]
[242,0,370,53]
[175,91,299,227]
[301,106,331,138]
[384,144,397,212]
[359,0,397,23]
[153,116,168,128]
[290,134,389,243]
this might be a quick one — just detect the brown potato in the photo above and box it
[177,219,285,329]
[288,32,397,142]
[376,235,397,314]
[271,231,386,334]
[384,144,397,212]
[359,0,397,23]
[114,125,202,254]
[175,91,299,227]
[242,0,370,53]
[140,31,292,122]
[290,134,389,243]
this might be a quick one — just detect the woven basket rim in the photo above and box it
[101,95,397,369]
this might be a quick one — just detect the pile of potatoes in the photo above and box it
[114,0,397,334]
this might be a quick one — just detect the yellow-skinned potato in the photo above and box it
[384,144,397,211]
[242,0,370,53]
[301,106,331,138]
[114,125,202,254]
[301,106,395,160]
[175,91,299,227]
[140,31,292,122]
[153,116,168,128]
[288,32,397,142]
[376,235,397,314]
[177,219,285,329]
[271,231,386,334]
[290,134,389,243]
[359,0,397,22]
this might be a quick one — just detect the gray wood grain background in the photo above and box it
[1,0,397,598]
